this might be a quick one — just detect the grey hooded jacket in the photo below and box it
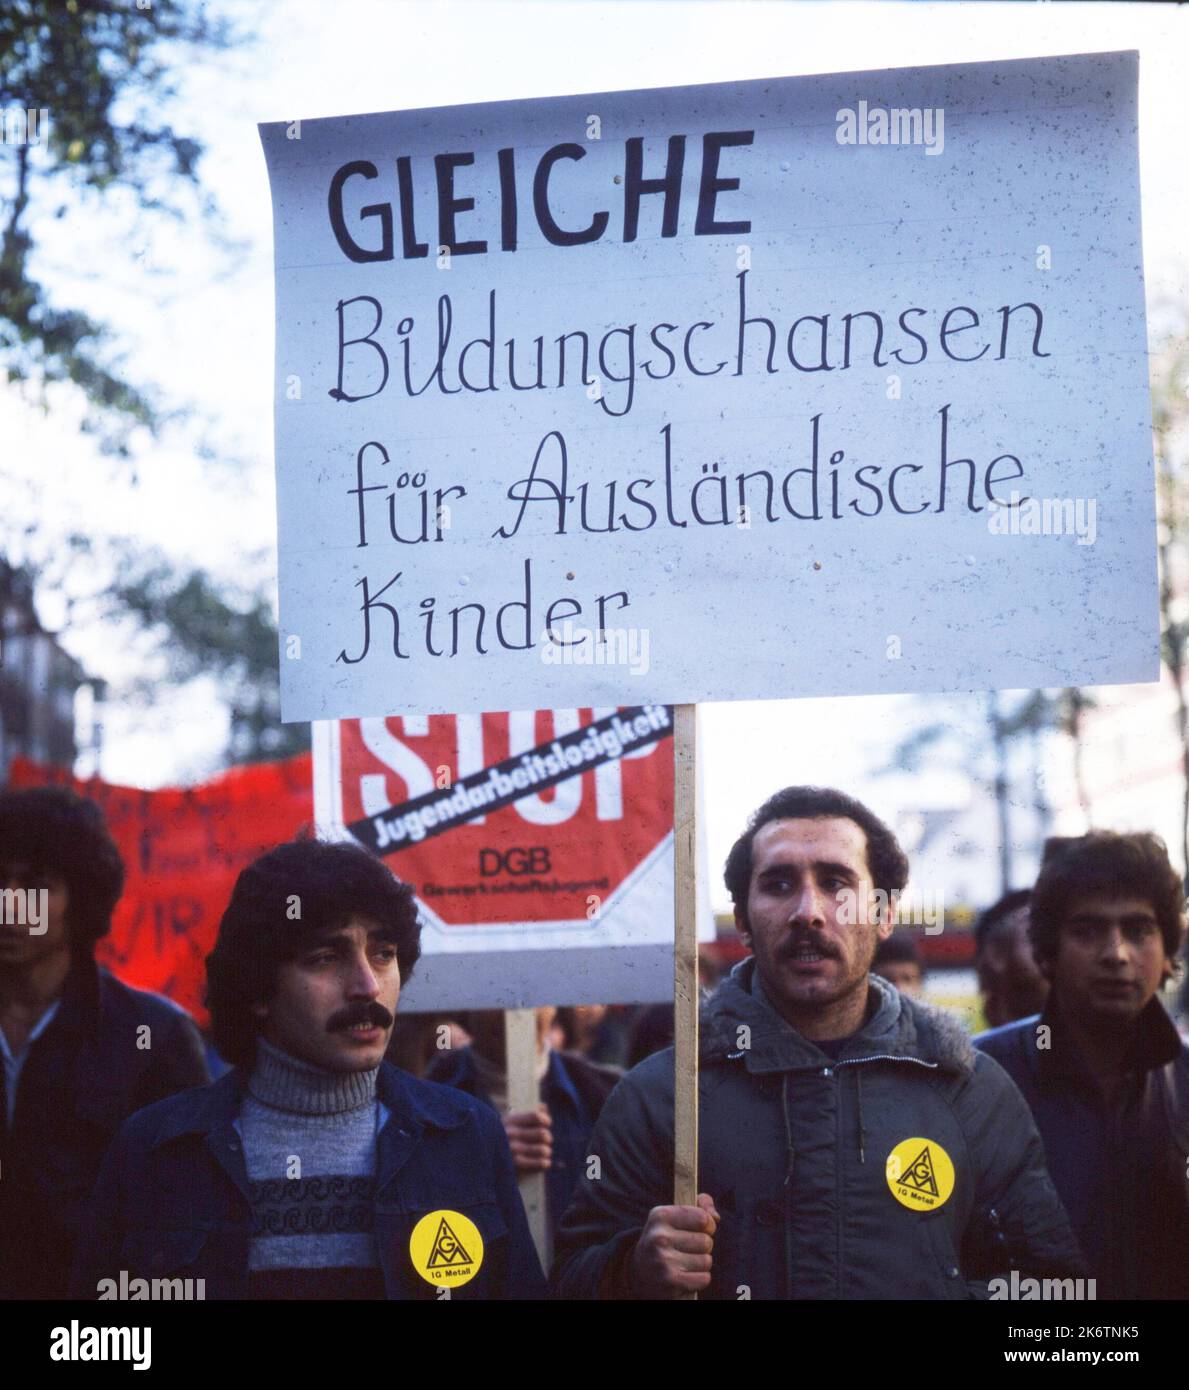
[550,960,1084,1299]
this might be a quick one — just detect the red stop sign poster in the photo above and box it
[313,706,686,1008]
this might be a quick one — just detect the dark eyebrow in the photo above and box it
[757,860,858,880]
[813,861,859,880]
[301,934,347,951]
[304,927,397,948]
[1066,909,1157,926]
[756,863,791,876]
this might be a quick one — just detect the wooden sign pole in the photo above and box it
[505,1006,551,1270]
[672,703,699,1299]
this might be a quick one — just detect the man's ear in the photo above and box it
[734,904,752,950]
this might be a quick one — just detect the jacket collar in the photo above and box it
[701,957,975,1077]
[148,1066,246,1145]
[1036,990,1184,1087]
[376,1061,475,1133]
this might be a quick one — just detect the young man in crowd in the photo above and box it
[872,935,925,998]
[551,786,1082,1299]
[0,786,209,1300]
[72,837,544,1300]
[975,888,1049,1028]
[976,832,1189,1299]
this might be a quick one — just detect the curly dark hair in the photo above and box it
[724,785,909,925]
[1031,831,1186,980]
[206,838,422,1067]
[0,786,125,952]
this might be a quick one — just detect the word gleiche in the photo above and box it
[327,131,754,262]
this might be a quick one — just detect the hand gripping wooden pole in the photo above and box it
[672,703,699,1299]
[505,1007,550,1270]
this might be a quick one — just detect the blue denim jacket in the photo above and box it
[70,1062,546,1300]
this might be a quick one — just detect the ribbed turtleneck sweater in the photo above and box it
[240,1037,385,1299]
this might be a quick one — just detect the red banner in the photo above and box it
[8,754,313,1027]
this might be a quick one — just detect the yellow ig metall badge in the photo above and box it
[885,1137,955,1211]
[409,1210,484,1288]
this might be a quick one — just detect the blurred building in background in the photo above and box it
[1049,673,1189,882]
[0,559,101,780]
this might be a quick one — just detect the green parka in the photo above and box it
[550,960,1084,1299]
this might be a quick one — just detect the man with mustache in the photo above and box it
[73,838,544,1299]
[551,786,1082,1299]
[976,832,1189,1299]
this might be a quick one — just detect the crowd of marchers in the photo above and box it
[0,782,1186,1301]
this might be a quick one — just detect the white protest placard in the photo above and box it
[261,50,1156,724]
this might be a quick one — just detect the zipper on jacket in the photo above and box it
[780,1073,797,1186]
[775,1052,940,1298]
[835,1055,939,1166]
[781,1074,796,1301]
[834,1054,940,1070]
